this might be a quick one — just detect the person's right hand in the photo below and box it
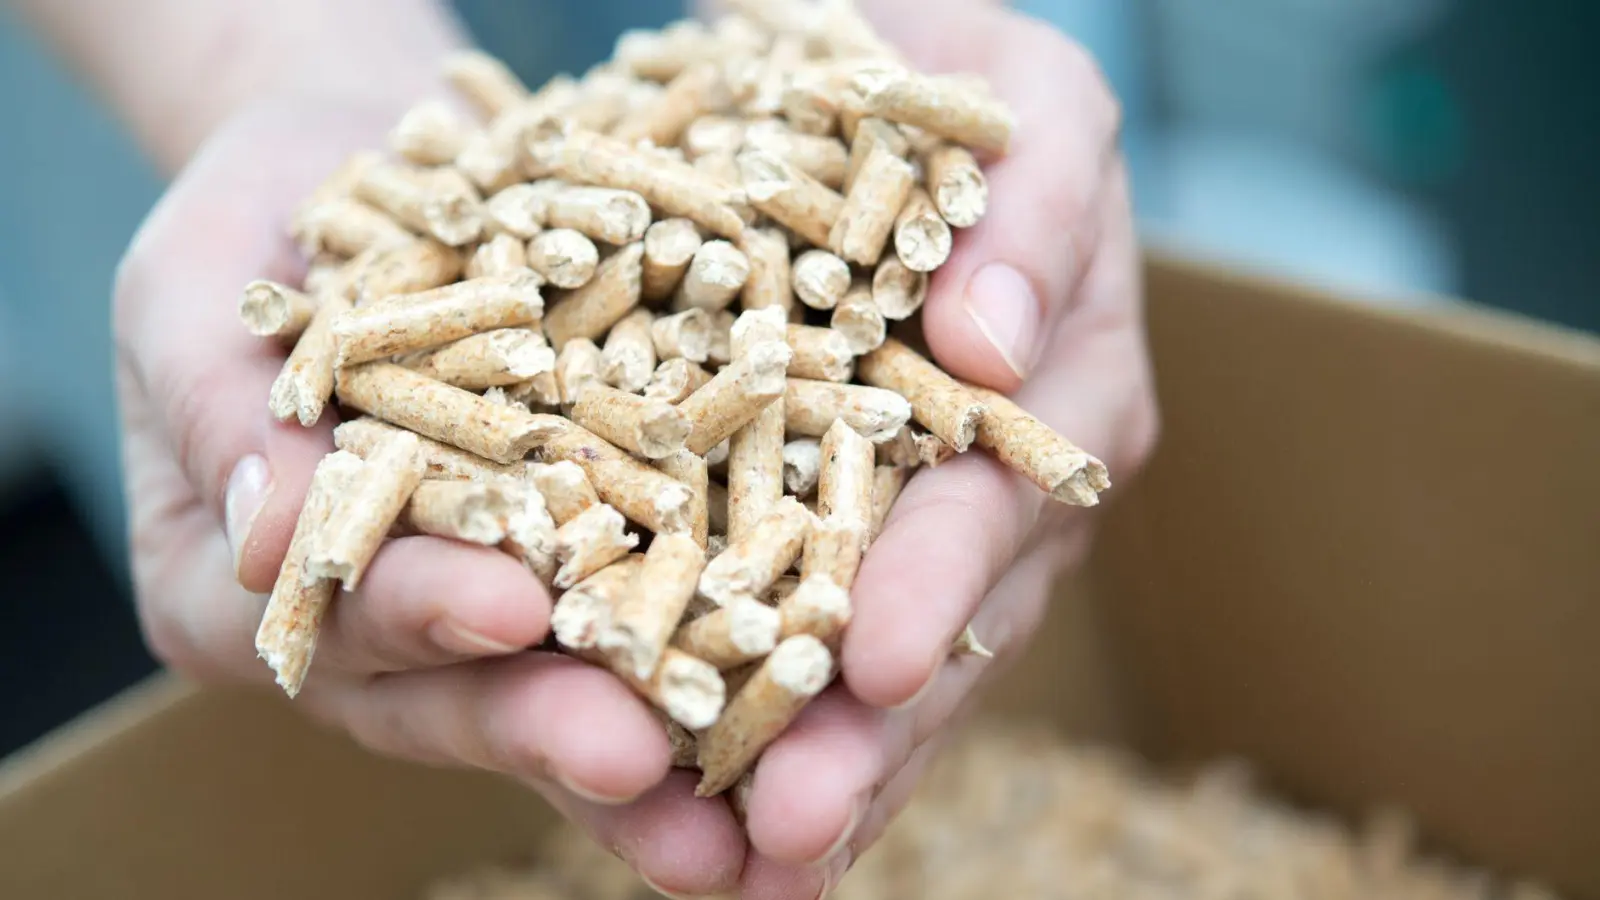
[115,94,740,885]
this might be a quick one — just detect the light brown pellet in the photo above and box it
[777,574,852,643]
[600,308,658,392]
[872,255,929,320]
[292,198,414,260]
[464,233,530,279]
[552,555,643,651]
[538,424,694,535]
[696,634,834,796]
[334,417,520,482]
[642,218,704,303]
[922,144,988,229]
[402,327,554,390]
[335,362,567,465]
[858,338,987,452]
[614,20,716,83]
[915,431,956,468]
[305,429,425,590]
[706,309,737,367]
[527,228,600,289]
[830,141,916,266]
[570,385,691,460]
[616,646,726,731]
[791,248,852,311]
[400,479,520,546]
[673,598,782,670]
[951,624,994,659]
[240,280,317,343]
[255,451,363,697]
[786,323,855,382]
[679,339,792,455]
[869,464,909,539]
[554,503,639,589]
[643,360,710,407]
[528,460,600,525]
[350,239,463,303]
[355,161,484,247]
[444,49,531,119]
[650,308,712,364]
[268,289,351,426]
[801,513,867,592]
[483,182,554,239]
[784,379,912,446]
[780,73,841,137]
[843,117,910,195]
[738,148,845,248]
[611,61,728,148]
[817,416,874,548]
[964,384,1112,507]
[738,226,795,317]
[893,187,953,272]
[733,33,804,118]
[562,69,634,134]
[655,450,711,549]
[683,115,748,160]
[673,240,751,312]
[852,65,1016,156]
[744,119,850,189]
[543,186,652,245]
[726,308,788,543]
[599,532,705,679]
[390,100,471,167]
[782,438,822,497]
[698,495,813,607]
[334,270,543,366]
[554,338,605,404]
[544,242,644,348]
[453,129,524,196]
[499,481,560,585]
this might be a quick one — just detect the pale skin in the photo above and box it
[13,0,1159,896]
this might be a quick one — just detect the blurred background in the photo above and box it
[0,0,1595,756]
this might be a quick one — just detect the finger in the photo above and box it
[313,536,553,673]
[313,652,672,803]
[737,851,837,900]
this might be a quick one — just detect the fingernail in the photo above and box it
[817,793,868,863]
[554,769,636,806]
[224,455,273,579]
[430,619,521,657]
[641,873,736,899]
[816,848,853,900]
[890,663,942,710]
[963,263,1043,379]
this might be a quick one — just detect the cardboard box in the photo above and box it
[2,250,1596,899]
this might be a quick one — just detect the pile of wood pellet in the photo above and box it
[422,723,1563,900]
[245,0,1111,801]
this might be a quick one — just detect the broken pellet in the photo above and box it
[869,464,909,539]
[268,289,352,426]
[464,233,530,279]
[335,417,520,482]
[444,49,531,119]
[801,513,867,592]
[782,439,822,497]
[305,429,425,590]
[915,431,956,468]
[844,117,910,194]
[599,532,705,679]
[644,357,714,405]
[791,248,851,311]
[543,242,643,348]
[350,239,463,303]
[786,323,855,382]
[570,385,691,460]
[893,187,953,272]
[830,140,916,265]
[698,496,813,607]
[554,337,604,404]
[553,554,643,651]
[542,186,652,245]
[401,479,520,546]
[858,338,987,451]
[528,460,600,525]
[679,339,792,455]
[611,61,727,148]
[923,144,988,228]
[777,574,852,643]
[784,378,912,443]
[354,161,484,247]
[673,598,782,670]
[527,228,599,289]
[509,369,561,409]
[673,240,751,312]
[650,308,712,364]
[655,449,710,549]
[744,119,850,189]
[735,226,794,318]
[553,502,639,589]
[738,148,845,248]
[872,255,929,320]
[390,100,471,167]
[335,362,567,465]
[951,624,994,659]
[665,714,700,769]
[401,327,554,390]
[240,280,316,343]
[334,270,543,366]
[641,218,704,303]
[964,383,1112,507]
[696,634,834,796]
[499,481,559,585]
[292,198,415,260]
[852,65,1015,156]
[600,308,658,392]
[255,451,364,697]
[538,424,693,535]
